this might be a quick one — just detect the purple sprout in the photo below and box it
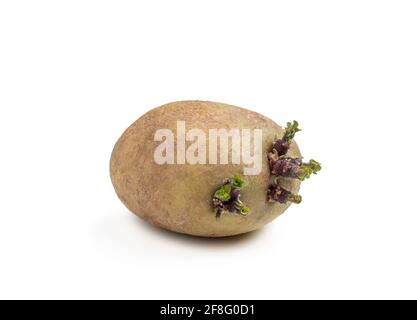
[267,121,321,204]
[268,185,302,204]
[212,176,250,218]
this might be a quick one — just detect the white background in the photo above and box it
[1,1,416,300]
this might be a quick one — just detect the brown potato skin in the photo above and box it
[110,101,301,237]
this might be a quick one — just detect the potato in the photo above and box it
[110,100,304,237]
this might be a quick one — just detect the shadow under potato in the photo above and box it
[130,213,266,247]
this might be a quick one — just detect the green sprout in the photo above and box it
[297,159,322,181]
[214,184,231,201]
[283,120,301,141]
[288,194,302,204]
[240,207,250,215]
[232,175,245,188]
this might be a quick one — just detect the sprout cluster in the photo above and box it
[267,121,321,204]
[212,175,250,219]
[211,121,321,218]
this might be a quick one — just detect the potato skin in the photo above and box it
[110,101,301,237]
